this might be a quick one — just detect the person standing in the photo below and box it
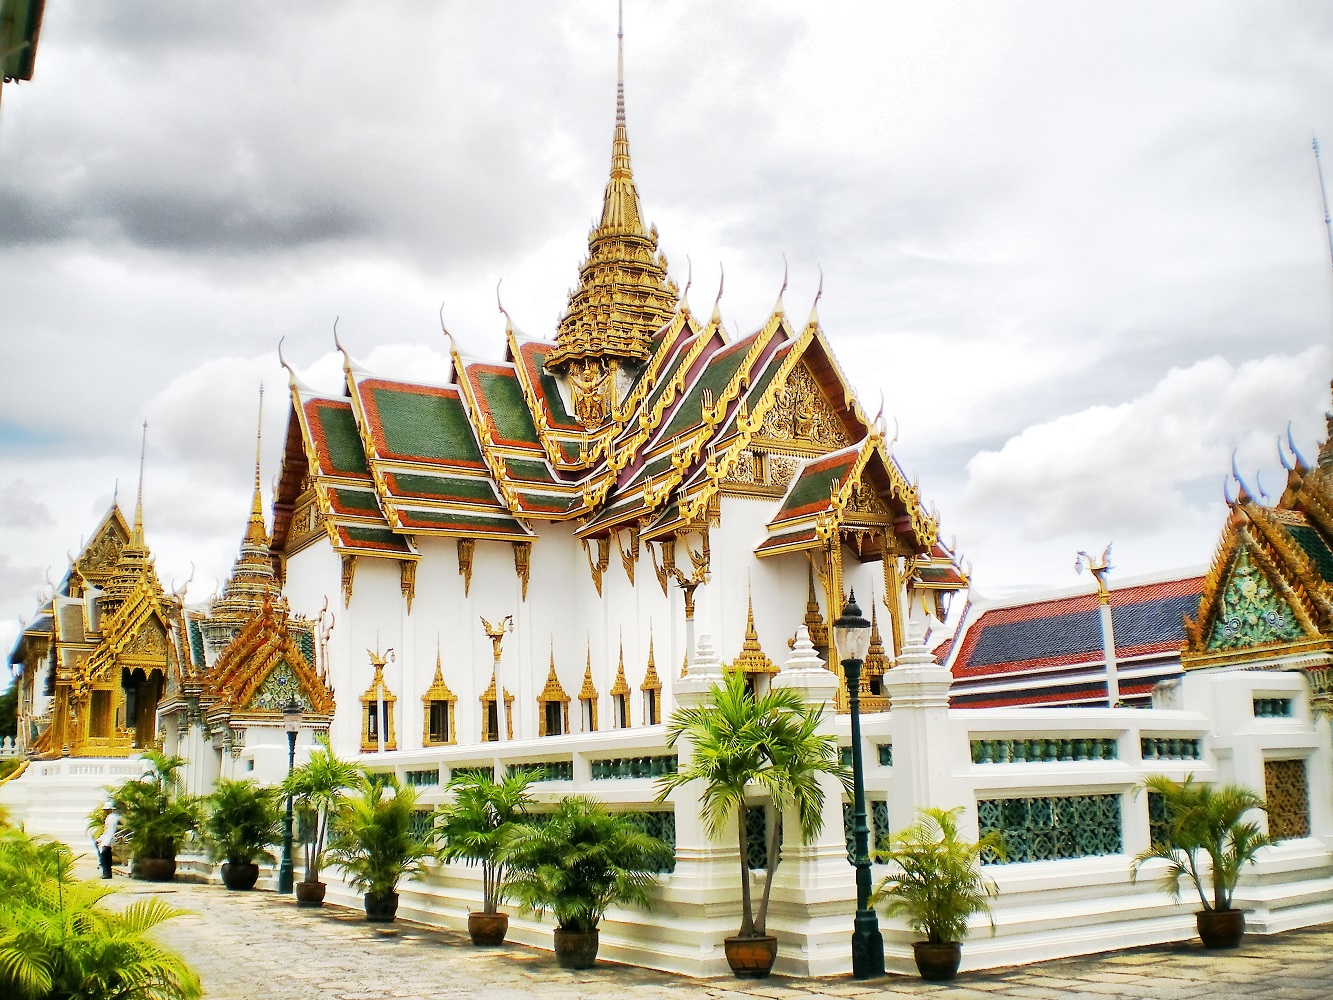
[96,801,119,879]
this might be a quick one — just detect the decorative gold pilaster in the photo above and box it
[341,555,357,610]
[880,538,903,661]
[512,541,532,601]
[400,560,417,615]
[457,539,475,596]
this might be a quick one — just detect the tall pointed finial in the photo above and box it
[133,420,147,545]
[1314,135,1333,279]
[243,386,268,543]
[617,0,625,128]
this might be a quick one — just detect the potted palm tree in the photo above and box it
[201,778,283,890]
[503,796,671,969]
[1131,774,1273,948]
[111,749,203,882]
[656,669,848,978]
[326,773,435,922]
[872,806,1004,981]
[434,768,537,945]
[281,741,360,906]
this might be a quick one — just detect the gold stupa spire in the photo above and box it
[546,1,678,374]
[209,388,282,624]
[732,593,778,675]
[131,420,147,548]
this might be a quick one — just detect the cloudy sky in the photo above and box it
[2,2,1333,663]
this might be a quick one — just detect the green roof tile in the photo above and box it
[387,473,499,505]
[371,386,483,465]
[332,488,381,513]
[505,458,556,483]
[779,455,856,516]
[476,370,541,446]
[313,404,369,475]
[659,343,749,440]
[1290,524,1333,582]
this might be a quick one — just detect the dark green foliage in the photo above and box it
[434,769,536,914]
[326,773,434,897]
[281,741,360,883]
[1131,774,1272,912]
[110,750,202,863]
[201,779,282,867]
[503,797,670,934]
[0,681,17,740]
[0,826,200,999]
[872,807,1003,945]
[656,670,849,937]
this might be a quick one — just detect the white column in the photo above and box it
[1100,599,1119,707]
[880,620,967,834]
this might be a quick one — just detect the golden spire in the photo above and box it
[732,593,778,675]
[579,646,598,700]
[210,387,282,623]
[610,639,631,697]
[801,564,830,648]
[547,1,678,372]
[864,600,891,681]
[641,630,661,686]
[132,420,147,548]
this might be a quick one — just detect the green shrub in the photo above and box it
[0,826,200,1000]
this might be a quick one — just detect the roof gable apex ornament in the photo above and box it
[807,265,823,329]
[773,253,788,317]
[1288,421,1310,471]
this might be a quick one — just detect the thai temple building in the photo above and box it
[946,572,1205,709]
[267,24,965,759]
[8,11,1333,981]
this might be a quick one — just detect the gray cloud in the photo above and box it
[3,1,1333,623]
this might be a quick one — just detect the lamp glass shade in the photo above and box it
[282,697,304,734]
[834,591,872,662]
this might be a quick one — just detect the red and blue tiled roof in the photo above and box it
[947,574,1204,708]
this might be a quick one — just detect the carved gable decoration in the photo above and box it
[124,618,170,660]
[248,658,311,713]
[1206,547,1304,652]
[759,364,848,450]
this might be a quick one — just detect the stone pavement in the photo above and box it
[94,865,1333,1000]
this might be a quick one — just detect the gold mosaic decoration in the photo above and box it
[1264,758,1311,841]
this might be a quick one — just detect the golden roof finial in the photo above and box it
[132,420,147,547]
[547,2,677,371]
[579,644,598,701]
[642,628,662,691]
[245,384,267,545]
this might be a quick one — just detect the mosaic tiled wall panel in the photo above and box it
[624,809,676,873]
[746,804,769,870]
[1264,758,1310,841]
[978,793,1122,864]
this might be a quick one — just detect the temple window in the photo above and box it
[421,651,457,747]
[578,652,599,732]
[359,654,397,752]
[641,636,662,726]
[479,676,514,742]
[731,596,777,702]
[536,652,571,738]
[610,645,632,729]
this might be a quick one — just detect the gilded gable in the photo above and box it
[1205,547,1304,652]
[758,363,849,451]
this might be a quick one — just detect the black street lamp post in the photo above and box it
[835,590,885,979]
[277,696,303,895]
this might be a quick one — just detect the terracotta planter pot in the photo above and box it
[136,858,177,882]
[295,881,327,907]
[468,911,509,946]
[553,928,600,969]
[1197,909,1245,949]
[364,889,399,923]
[723,935,778,978]
[220,862,259,891]
[913,941,963,982]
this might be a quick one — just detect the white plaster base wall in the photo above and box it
[0,757,144,849]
